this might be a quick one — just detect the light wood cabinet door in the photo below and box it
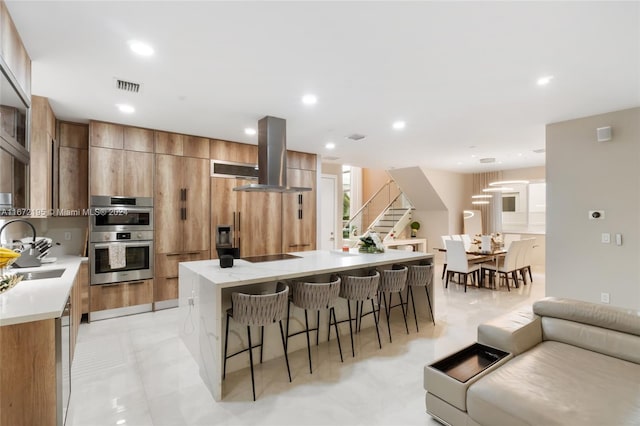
[124,127,154,152]
[239,191,282,257]
[89,280,153,311]
[59,121,88,149]
[210,177,247,258]
[123,151,154,197]
[210,139,257,164]
[90,146,123,196]
[184,135,210,159]
[90,121,124,149]
[282,169,316,252]
[155,131,184,156]
[155,154,183,253]
[79,262,89,314]
[182,157,210,252]
[59,146,88,212]
[287,151,317,170]
[30,96,56,213]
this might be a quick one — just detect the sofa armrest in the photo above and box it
[477,307,542,355]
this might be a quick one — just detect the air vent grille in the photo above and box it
[211,160,259,179]
[346,133,367,141]
[115,79,141,93]
[479,157,496,164]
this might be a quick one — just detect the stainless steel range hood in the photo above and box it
[233,116,311,193]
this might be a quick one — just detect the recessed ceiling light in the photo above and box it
[302,94,317,105]
[128,40,154,56]
[517,153,523,157]
[116,104,135,113]
[244,128,256,135]
[325,142,335,149]
[456,162,463,165]
[392,121,406,130]
[537,75,554,86]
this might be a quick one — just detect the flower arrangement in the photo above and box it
[358,231,385,253]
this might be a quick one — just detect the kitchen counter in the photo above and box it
[178,249,434,401]
[0,255,86,326]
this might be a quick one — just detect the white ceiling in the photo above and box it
[6,1,640,172]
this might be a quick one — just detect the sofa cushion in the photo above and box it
[467,341,640,426]
[542,317,640,364]
[477,308,541,355]
[533,297,640,336]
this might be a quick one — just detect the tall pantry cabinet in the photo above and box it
[154,132,210,307]
[282,151,317,253]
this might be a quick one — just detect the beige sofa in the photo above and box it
[424,297,640,425]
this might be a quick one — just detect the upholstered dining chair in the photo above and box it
[444,239,480,292]
[481,239,523,291]
[440,235,452,279]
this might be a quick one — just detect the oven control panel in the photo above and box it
[91,230,153,243]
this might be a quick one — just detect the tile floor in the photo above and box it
[67,265,545,426]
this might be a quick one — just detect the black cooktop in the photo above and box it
[242,253,301,263]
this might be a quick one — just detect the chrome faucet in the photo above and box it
[0,219,41,267]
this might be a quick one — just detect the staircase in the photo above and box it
[343,180,415,247]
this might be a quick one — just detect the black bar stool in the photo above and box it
[378,264,409,342]
[286,275,343,374]
[337,270,382,357]
[405,263,435,331]
[223,282,291,401]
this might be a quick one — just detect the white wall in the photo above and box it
[321,162,344,248]
[546,107,640,310]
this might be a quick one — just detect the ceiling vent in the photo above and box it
[479,157,496,164]
[114,78,142,93]
[533,148,546,154]
[346,133,367,141]
[323,156,340,161]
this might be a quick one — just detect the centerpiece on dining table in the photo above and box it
[472,233,503,253]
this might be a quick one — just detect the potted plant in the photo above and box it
[410,221,420,238]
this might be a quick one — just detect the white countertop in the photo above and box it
[0,255,85,326]
[180,249,434,288]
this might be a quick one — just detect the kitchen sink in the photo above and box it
[18,269,66,281]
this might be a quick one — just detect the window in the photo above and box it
[342,165,351,229]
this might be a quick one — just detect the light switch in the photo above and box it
[601,233,610,244]
[616,233,622,246]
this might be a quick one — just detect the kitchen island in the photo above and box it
[178,249,434,401]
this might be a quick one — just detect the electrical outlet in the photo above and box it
[64,232,72,241]
[601,292,610,304]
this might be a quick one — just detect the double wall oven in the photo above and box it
[89,196,154,285]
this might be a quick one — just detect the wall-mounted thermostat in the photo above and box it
[589,210,605,220]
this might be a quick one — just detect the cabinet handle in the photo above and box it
[301,243,311,247]
[183,207,187,221]
[298,194,303,205]
[165,276,179,280]
[288,244,299,248]
[101,282,121,288]
[166,252,182,256]
[128,281,145,285]
[180,188,186,201]
[298,209,302,220]
[180,207,186,220]
[184,251,201,255]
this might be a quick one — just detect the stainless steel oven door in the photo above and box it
[90,240,154,285]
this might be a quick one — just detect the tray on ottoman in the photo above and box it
[430,342,509,383]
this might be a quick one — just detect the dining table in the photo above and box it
[438,245,507,289]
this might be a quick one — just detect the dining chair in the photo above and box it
[503,233,521,250]
[440,235,452,279]
[444,239,480,292]
[481,239,522,291]
[286,275,343,374]
[519,238,535,283]
[223,282,291,401]
[460,234,472,251]
[451,235,462,241]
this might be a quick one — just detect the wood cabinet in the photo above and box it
[79,261,89,314]
[0,266,83,426]
[210,139,257,163]
[0,1,31,96]
[89,121,154,197]
[155,153,210,303]
[58,121,88,213]
[89,279,153,312]
[155,131,209,158]
[287,150,317,170]
[154,251,208,304]
[282,168,316,252]
[30,95,56,213]
[210,177,282,258]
